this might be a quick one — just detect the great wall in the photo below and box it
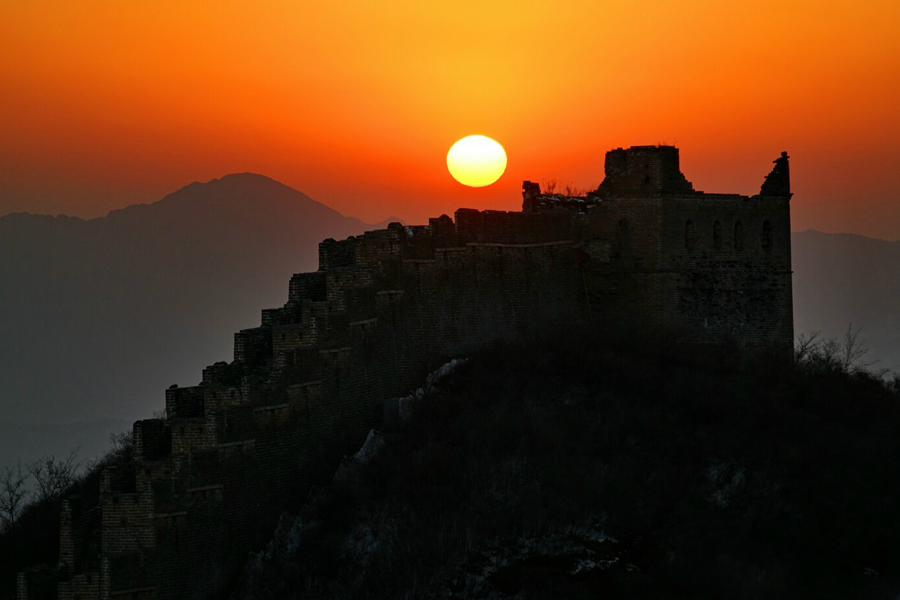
[16,145,793,600]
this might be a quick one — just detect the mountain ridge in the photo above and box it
[0,172,396,227]
[0,174,392,432]
[0,177,897,477]
[793,229,900,243]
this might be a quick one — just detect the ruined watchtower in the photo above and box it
[525,144,793,350]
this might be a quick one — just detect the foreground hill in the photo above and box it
[234,328,900,600]
[0,174,390,459]
[792,230,900,373]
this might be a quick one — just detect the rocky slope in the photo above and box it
[231,328,900,599]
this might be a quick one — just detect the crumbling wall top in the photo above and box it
[760,151,791,198]
[597,145,695,196]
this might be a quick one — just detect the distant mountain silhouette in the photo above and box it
[1,178,897,471]
[792,230,900,373]
[0,174,392,453]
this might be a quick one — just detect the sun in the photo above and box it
[447,135,507,187]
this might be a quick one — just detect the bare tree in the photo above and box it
[794,331,821,366]
[28,449,81,503]
[109,431,133,454]
[563,183,587,197]
[542,178,558,194]
[796,325,880,376]
[818,337,837,365]
[0,462,29,531]
[840,324,876,374]
[538,179,591,197]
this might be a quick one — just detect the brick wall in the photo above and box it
[29,145,793,600]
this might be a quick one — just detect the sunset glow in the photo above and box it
[1,1,899,237]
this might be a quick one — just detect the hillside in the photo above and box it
[234,327,900,600]
[2,201,900,598]
[0,174,391,469]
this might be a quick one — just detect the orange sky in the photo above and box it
[2,0,899,238]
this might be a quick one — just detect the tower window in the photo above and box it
[618,218,632,250]
[713,220,722,250]
[735,221,744,251]
[685,220,695,250]
[762,220,772,251]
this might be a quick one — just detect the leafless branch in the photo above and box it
[840,324,876,374]
[563,183,588,197]
[0,462,30,531]
[28,449,81,503]
[109,431,133,455]
[541,178,557,194]
[794,331,821,365]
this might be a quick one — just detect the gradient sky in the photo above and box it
[2,0,899,238]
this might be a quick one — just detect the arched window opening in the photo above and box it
[618,218,632,250]
[685,220,695,250]
[762,220,773,251]
[713,220,722,250]
[735,221,744,251]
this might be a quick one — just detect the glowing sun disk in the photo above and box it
[447,135,507,187]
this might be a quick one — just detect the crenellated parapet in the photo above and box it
[26,145,793,600]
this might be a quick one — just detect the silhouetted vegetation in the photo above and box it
[237,324,900,599]
[27,450,82,504]
[0,433,133,600]
[540,178,591,197]
[0,464,28,531]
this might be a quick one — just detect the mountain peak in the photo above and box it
[171,172,300,198]
[106,172,345,225]
[205,172,289,187]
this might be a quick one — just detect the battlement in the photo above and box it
[525,145,791,214]
[597,145,695,196]
[24,146,794,600]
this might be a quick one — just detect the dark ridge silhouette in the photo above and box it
[231,327,900,599]
[0,174,392,465]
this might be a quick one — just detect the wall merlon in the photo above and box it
[428,214,455,238]
[319,237,359,271]
[133,419,170,461]
[261,305,299,327]
[233,327,272,365]
[165,386,204,420]
[289,271,327,303]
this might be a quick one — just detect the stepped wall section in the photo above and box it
[17,145,793,600]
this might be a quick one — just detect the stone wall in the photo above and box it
[19,145,793,600]
[87,208,581,600]
[576,190,792,349]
